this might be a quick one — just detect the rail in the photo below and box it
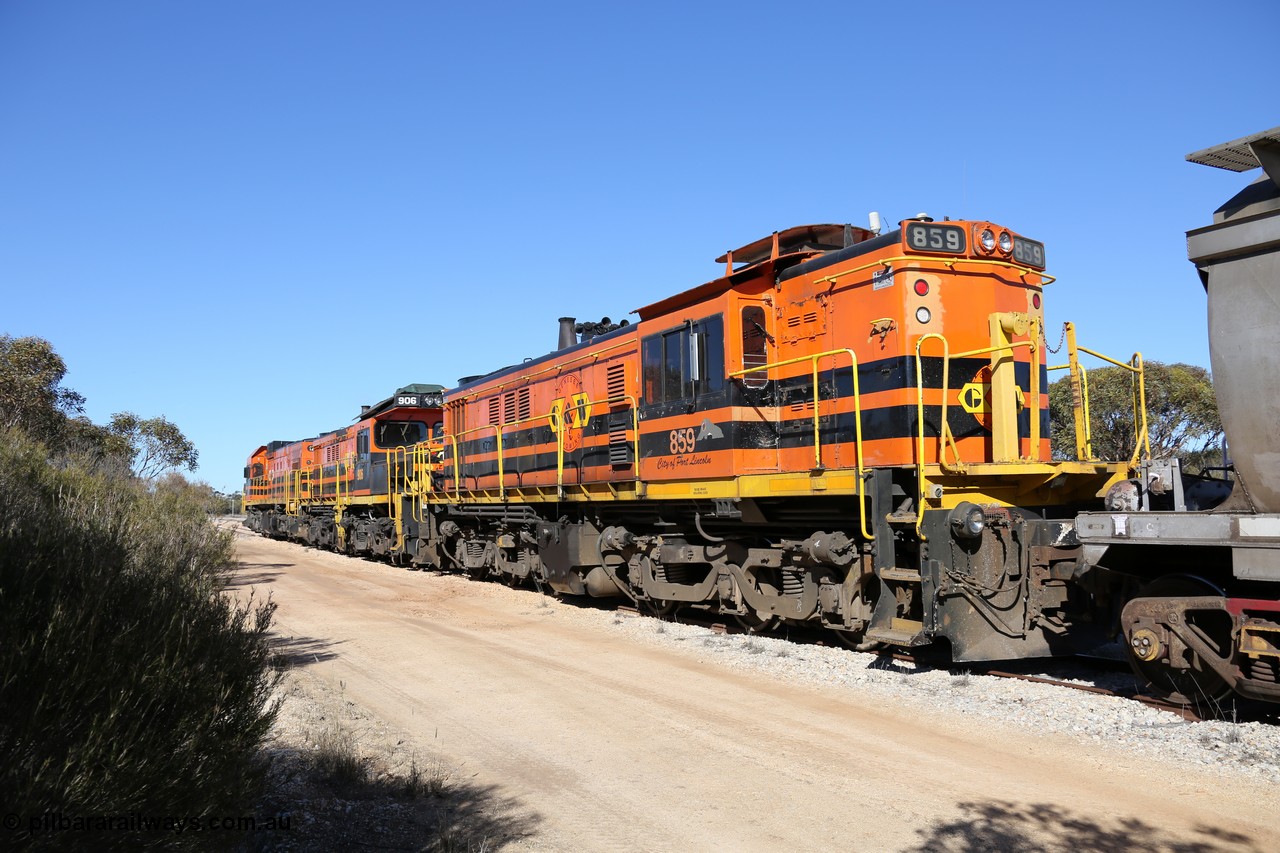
[1048,321,1150,465]
[728,349,871,541]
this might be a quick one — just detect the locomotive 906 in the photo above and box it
[244,385,444,555]
[246,217,1140,667]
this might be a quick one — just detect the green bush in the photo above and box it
[0,429,279,847]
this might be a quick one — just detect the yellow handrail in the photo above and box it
[1080,365,1092,458]
[419,395,643,501]
[387,447,406,548]
[813,255,1056,289]
[334,455,350,550]
[728,349,871,542]
[913,326,1039,540]
[286,469,302,516]
[1047,322,1148,465]
[1130,353,1150,464]
[551,394,641,497]
[434,422,508,498]
[913,334,967,475]
[385,442,440,542]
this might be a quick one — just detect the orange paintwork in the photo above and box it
[432,220,1049,494]
[244,405,443,507]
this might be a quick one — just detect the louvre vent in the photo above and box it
[607,363,626,404]
[781,304,827,345]
[517,387,531,421]
[608,412,631,467]
[448,401,465,436]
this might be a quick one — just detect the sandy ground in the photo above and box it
[229,527,1280,852]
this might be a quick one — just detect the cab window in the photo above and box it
[741,305,770,389]
[642,314,724,404]
[375,420,427,448]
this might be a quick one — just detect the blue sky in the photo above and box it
[1,1,1275,491]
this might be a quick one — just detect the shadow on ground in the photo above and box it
[907,800,1263,853]
[242,744,541,852]
[269,634,342,668]
[226,562,293,589]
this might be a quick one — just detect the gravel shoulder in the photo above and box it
[228,524,1280,852]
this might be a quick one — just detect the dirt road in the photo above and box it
[231,529,1280,851]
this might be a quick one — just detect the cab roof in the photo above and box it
[359,383,445,420]
[634,223,876,320]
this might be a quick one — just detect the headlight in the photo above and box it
[949,502,986,539]
[979,229,995,252]
[998,231,1013,253]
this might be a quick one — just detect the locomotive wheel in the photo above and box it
[734,610,779,635]
[1126,574,1233,706]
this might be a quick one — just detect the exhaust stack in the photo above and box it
[558,317,577,350]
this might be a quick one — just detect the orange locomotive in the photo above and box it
[247,218,1139,662]
[244,385,444,556]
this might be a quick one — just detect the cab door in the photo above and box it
[354,427,371,491]
[735,300,780,471]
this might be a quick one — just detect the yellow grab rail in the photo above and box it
[413,394,641,500]
[813,255,1056,289]
[1048,321,1149,465]
[913,316,1041,540]
[913,334,968,476]
[551,394,640,497]
[728,349,871,542]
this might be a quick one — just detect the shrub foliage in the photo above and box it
[1048,360,1222,468]
[0,430,278,845]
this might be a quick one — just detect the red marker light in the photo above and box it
[1032,293,1041,309]
[914,279,929,296]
